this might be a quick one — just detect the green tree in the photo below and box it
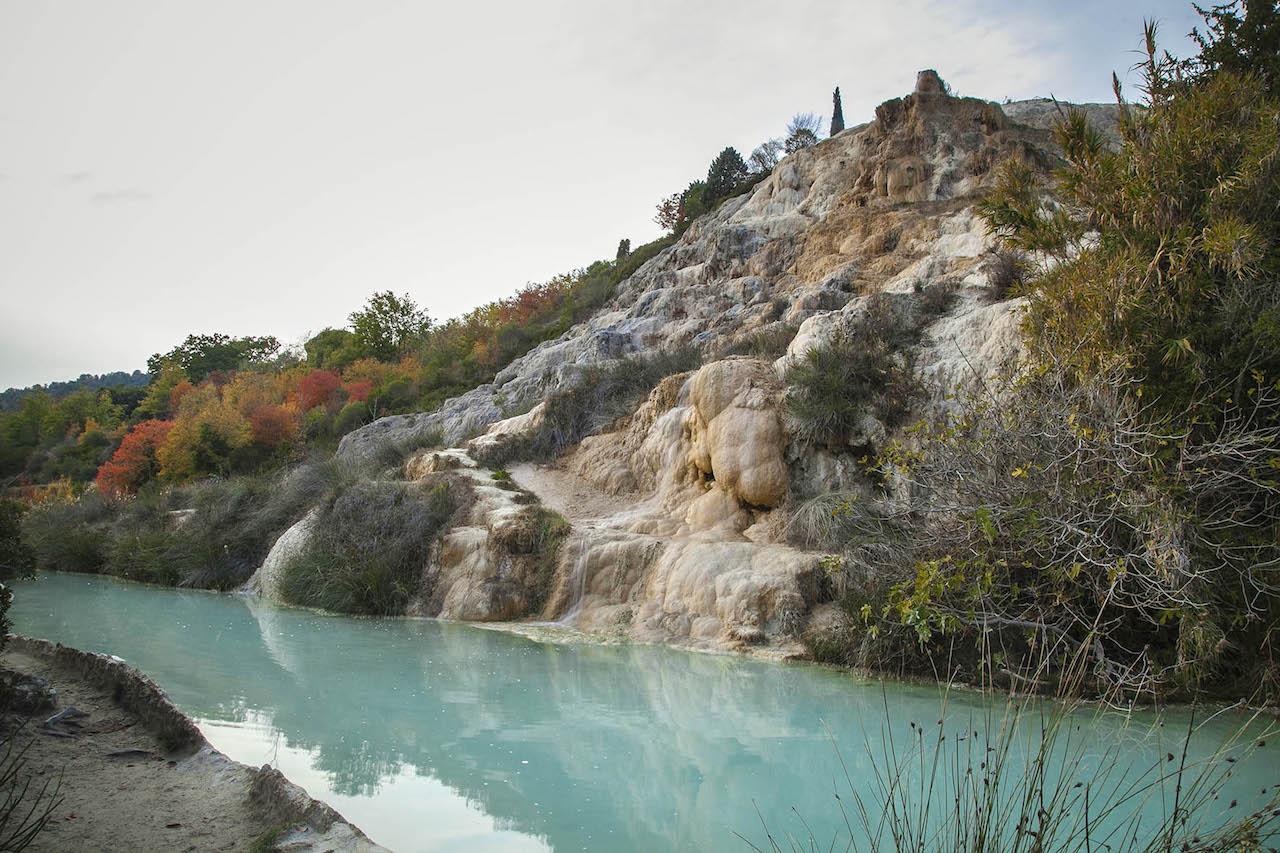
[132,364,189,422]
[0,500,34,581]
[3,391,52,448]
[349,292,431,363]
[705,147,748,200]
[615,238,631,260]
[1189,0,1280,92]
[305,328,361,370]
[830,87,845,135]
[0,499,34,655]
[679,181,708,224]
[147,333,280,383]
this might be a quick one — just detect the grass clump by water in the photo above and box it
[743,646,1280,853]
[278,478,459,615]
[471,347,701,468]
[20,459,361,590]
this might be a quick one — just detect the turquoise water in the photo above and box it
[9,573,1277,852]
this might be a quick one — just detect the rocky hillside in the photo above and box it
[255,71,1117,658]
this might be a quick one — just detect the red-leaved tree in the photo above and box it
[298,370,341,411]
[96,420,174,495]
[344,380,373,403]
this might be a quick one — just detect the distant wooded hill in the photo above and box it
[0,371,150,411]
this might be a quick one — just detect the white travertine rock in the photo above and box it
[242,509,319,600]
[688,359,789,509]
[276,80,1120,657]
[336,87,1114,468]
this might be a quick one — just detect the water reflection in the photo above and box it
[11,574,1276,852]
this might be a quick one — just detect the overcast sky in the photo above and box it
[0,0,1201,389]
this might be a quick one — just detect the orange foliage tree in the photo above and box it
[248,403,299,449]
[96,420,174,495]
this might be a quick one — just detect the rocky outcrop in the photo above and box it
[337,73,1105,467]
[688,359,789,509]
[283,73,1117,657]
[242,508,318,600]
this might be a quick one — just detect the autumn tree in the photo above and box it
[298,370,342,411]
[247,404,298,449]
[349,291,431,362]
[155,385,251,480]
[96,419,173,495]
[654,192,682,233]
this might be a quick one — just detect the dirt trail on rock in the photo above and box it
[509,462,636,523]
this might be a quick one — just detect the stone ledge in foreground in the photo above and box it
[8,635,390,853]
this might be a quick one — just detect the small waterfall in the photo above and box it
[558,542,591,627]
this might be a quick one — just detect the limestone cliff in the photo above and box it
[255,73,1118,657]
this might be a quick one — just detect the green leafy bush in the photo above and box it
[496,506,570,617]
[875,30,1280,697]
[977,48,1280,430]
[332,400,370,437]
[0,501,34,583]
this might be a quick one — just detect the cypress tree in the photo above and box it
[830,87,845,135]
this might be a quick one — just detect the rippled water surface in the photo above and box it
[10,574,1276,852]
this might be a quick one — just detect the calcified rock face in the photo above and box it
[688,359,788,509]
[244,509,318,600]
[293,74,1122,655]
[337,73,1102,467]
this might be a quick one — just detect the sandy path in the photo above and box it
[508,462,636,522]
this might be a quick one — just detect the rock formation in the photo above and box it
[251,73,1120,658]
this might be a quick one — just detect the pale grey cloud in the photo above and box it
[88,188,151,204]
[61,171,92,184]
[0,0,1208,390]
